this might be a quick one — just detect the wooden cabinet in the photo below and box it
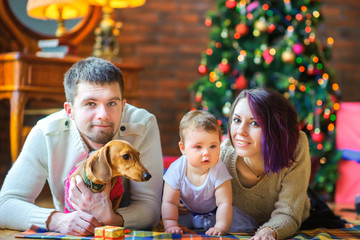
[0,52,141,162]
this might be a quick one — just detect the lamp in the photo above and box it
[91,0,146,61]
[27,0,90,37]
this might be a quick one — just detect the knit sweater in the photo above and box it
[220,131,311,239]
[0,103,163,231]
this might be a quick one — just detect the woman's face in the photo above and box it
[230,98,263,159]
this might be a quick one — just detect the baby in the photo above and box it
[161,110,232,235]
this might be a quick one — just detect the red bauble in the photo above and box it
[225,0,237,9]
[235,23,248,35]
[235,75,247,89]
[218,62,231,74]
[198,64,208,75]
[312,132,325,143]
[262,49,274,64]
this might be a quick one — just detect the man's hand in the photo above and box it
[47,211,101,236]
[68,175,124,226]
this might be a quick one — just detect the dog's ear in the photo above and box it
[86,145,112,183]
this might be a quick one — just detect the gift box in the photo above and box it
[95,226,125,240]
[335,102,360,204]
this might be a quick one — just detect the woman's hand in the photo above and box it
[251,227,276,240]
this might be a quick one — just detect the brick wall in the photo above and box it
[1,0,359,181]
[99,0,360,156]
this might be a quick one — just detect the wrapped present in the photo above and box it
[95,226,125,240]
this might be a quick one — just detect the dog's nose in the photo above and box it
[143,172,152,181]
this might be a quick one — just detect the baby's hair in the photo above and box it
[179,110,222,143]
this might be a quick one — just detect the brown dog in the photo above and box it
[65,140,151,213]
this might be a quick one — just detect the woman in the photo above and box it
[220,88,311,240]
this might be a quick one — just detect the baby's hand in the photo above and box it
[205,227,227,236]
[165,226,183,234]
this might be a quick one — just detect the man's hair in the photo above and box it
[228,88,300,173]
[63,57,124,103]
[179,110,222,143]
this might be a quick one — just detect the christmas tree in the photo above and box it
[192,0,341,198]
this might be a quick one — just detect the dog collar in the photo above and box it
[83,168,105,191]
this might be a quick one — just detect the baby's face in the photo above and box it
[179,128,220,173]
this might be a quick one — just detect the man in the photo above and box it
[0,57,163,236]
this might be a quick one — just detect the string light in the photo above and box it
[205,18,212,27]
[327,37,334,45]
[313,11,320,18]
[296,57,303,64]
[323,73,329,80]
[330,114,336,121]
[289,84,296,91]
[209,72,216,82]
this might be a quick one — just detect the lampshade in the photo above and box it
[27,0,89,36]
[90,0,146,8]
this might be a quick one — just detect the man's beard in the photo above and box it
[82,125,115,145]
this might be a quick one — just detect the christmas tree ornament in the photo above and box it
[293,43,305,55]
[198,64,208,75]
[267,24,276,33]
[254,17,268,32]
[235,23,249,35]
[281,48,295,63]
[262,48,274,64]
[312,131,325,143]
[235,74,248,89]
[225,0,237,9]
[218,62,231,74]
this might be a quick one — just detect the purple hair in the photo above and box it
[228,88,299,173]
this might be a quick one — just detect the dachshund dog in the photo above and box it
[64,140,151,213]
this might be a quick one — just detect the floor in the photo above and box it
[35,183,359,221]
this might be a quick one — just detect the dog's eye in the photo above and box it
[123,154,130,160]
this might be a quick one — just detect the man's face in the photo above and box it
[64,82,125,150]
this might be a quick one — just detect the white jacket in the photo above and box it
[0,103,163,231]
